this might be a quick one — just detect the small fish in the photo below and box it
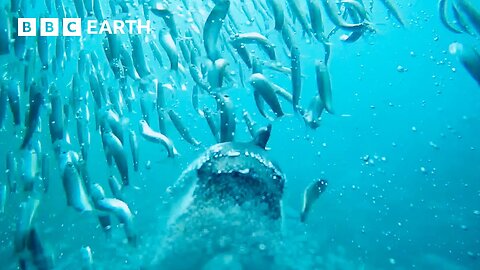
[315,60,334,114]
[452,2,475,35]
[438,0,462,33]
[139,120,179,158]
[303,95,325,129]
[80,246,94,270]
[231,44,252,68]
[215,93,236,143]
[150,41,165,68]
[0,84,7,129]
[191,85,205,116]
[21,147,39,193]
[308,0,329,44]
[49,85,65,143]
[249,73,285,118]
[150,2,178,40]
[61,162,93,212]
[5,80,21,126]
[6,151,18,193]
[55,0,67,18]
[242,110,258,138]
[230,32,276,61]
[321,0,367,31]
[0,184,6,213]
[21,92,44,149]
[208,58,230,89]
[108,175,124,200]
[204,0,231,61]
[13,17,27,60]
[83,0,94,16]
[128,129,139,172]
[291,46,302,112]
[14,197,40,253]
[203,107,220,143]
[378,0,406,27]
[55,35,66,72]
[37,35,49,69]
[286,0,313,37]
[26,227,55,270]
[120,45,140,81]
[456,0,480,36]
[168,109,201,146]
[94,198,136,245]
[99,107,124,143]
[130,34,151,78]
[449,42,480,86]
[41,153,50,193]
[102,129,129,186]
[93,0,104,21]
[266,0,285,31]
[158,29,179,71]
[97,214,112,238]
[300,179,328,222]
[0,8,11,55]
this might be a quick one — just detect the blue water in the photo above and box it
[1,0,480,269]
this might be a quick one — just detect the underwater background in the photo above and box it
[0,0,480,269]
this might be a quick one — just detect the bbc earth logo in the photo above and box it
[17,18,152,36]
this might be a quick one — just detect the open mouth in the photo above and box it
[194,153,284,219]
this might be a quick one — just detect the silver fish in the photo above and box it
[83,0,94,16]
[6,151,18,193]
[168,109,201,146]
[378,0,406,27]
[5,80,21,126]
[151,2,178,40]
[62,161,93,212]
[300,179,328,222]
[40,153,50,193]
[204,0,230,61]
[449,42,480,86]
[49,85,65,143]
[242,110,258,138]
[457,0,480,36]
[26,227,55,270]
[94,198,136,245]
[37,35,49,70]
[249,73,285,118]
[230,32,276,61]
[266,0,285,31]
[286,0,313,37]
[208,58,230,89]
[315,60,334,114]
[128,129,139,172]
[291,45,302,112]
[120,45,140,80]
[21,91,44,149]
[158,29,179,71]
[215,93,236,143]
[14,197,40,253]
[139,119,179,158]
[108,175,124,200]
[0,8,11,55]
[321,0,367,31]
[150,41,165,68]
[80,246,94,270]
[102,130,129,186]
[130,34,151,78]
[203,107,220,143]
[0,84,7,130]
[0,184,6,213]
